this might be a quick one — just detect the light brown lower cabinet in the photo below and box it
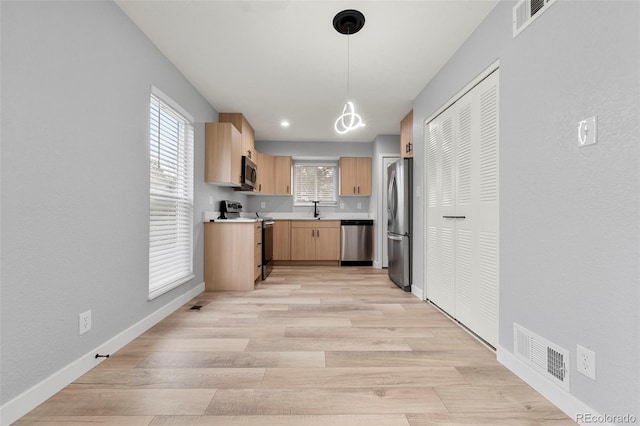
[204,222,261,291]
[273,220,290,261]
[254,222,262,280]
[290,220,340,261]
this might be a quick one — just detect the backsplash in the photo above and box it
[244,196,370,215]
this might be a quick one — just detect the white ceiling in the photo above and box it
[115,0,498,143]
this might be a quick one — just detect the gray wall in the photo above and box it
[249,140,374,216]
[413,0,639,418]
[0,0,244,405]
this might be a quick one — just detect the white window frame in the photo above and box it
[293,160,338,206]
[148,86,195,300]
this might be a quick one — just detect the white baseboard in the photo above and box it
[411,284,424,300]
[497,345,609,426]
[0,282,205,426]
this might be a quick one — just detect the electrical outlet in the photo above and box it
[261,202,266,209]
[577,344,596,380]
[79,310,91,335]
[208,196,214,205]
[357,202,362,209]
[340,203,344,209]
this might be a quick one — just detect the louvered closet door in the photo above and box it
[426,106,457,315]
[474,71,499,346]
[426,69,499,348]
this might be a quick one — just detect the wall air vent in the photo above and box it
[514,323,570,391]
[513,0,557,38]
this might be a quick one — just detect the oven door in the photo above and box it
[262,221,274,279]
[241,156,257,190]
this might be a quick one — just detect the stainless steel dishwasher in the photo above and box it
[340,220,373,266]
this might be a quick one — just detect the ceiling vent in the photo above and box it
[513,0,556,38]
[514,323,570,391]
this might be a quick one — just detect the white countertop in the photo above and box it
[263,212,375,221]
[202,211,375,223]
[202,211,261,222]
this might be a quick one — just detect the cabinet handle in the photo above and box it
[406,142,413,153]
[312,229,315,237]
[442,215,466,219]
[353,186,356,194]
[259,184,262,191]
[317,229,320,237]
[286,185,289,193]
[357,186,360,194]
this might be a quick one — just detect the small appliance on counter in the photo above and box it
[218,200,243,220]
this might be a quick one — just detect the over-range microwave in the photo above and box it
[240,155,257,190]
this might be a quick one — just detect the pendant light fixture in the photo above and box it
[333,9,366,134]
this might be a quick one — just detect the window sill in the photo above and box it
[148,274,195,300]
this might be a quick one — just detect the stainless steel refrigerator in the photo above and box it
[387,158,412,291]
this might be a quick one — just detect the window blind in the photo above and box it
[149,92,194,299]
[293,163,337,205]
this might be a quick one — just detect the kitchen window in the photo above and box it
[293,161,338,206]
[148,87,194,300]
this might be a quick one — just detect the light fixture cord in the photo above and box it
[346,29,351,101]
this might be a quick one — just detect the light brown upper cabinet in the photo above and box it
[339,157,372,196]
[274,156,292,195]
[219,113,256,161]
[254,154,291,195]
[255,152,274,194]
[401,110,414,158]
[204,122,242,186]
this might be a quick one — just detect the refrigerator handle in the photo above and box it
[387,234,403,241]
[388,175,397,219]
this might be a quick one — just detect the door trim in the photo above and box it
[423,60,500,127]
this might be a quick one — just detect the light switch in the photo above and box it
[578,116,597,147]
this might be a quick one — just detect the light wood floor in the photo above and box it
[17,266,575,425]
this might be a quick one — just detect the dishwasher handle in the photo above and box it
[341,219,374,226]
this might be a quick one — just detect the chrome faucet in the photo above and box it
[313,200,320,218]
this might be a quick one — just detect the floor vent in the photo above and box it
[187,300,210,311]
[514,323,570,391]
[513,0,556,38]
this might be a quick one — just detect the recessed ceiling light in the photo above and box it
[280,120,290,128]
